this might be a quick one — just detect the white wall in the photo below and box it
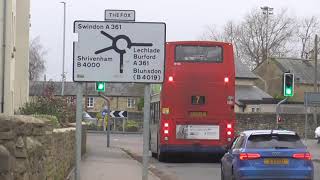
[15,0,30,110]
[0,0,30,115]
[3,0,16,115]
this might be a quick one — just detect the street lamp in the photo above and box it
[260,6,273,62]
[60,2,66,96]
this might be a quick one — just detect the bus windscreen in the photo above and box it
[175,45,223,62]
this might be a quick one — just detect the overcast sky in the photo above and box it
[30,0,320,81]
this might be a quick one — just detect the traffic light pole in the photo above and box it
[276,98,288,129]
[98,92,111,147]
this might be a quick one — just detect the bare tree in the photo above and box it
[237,9,295,68]
[29,37,46,81]
[199,25,224,41]
[201,8,295,69]
[201,21,242,59]
[297,16,319,59]
[222,21,242,59]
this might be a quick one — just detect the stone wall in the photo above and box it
[0,115,86,180]
[236,113,318,138]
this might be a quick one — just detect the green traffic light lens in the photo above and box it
[285,88,292,95]
[98,84,104,90]
[96,82,105,92]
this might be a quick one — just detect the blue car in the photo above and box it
[221,130,314,180]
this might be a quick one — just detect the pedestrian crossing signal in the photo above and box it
[96,82,105,92]
[283,73,294,97]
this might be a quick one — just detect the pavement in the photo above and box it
[303,139,320,162]
[74,133,159,180]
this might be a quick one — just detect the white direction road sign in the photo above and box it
[73,21,166,83]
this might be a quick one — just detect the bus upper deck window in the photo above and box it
[175,45,223,62]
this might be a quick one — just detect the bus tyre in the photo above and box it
[152,152,157,158]
[157,151,166,162]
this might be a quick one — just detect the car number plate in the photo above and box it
[264,158,289,165]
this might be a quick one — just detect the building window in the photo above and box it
[127,98,136,108]
[87,97,94,108]
[251,107,260,112]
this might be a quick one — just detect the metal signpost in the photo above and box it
[107,107,111,147]
[276,98,287,129]
[73,16,165,180]
[102,107,108,132]
[75,83,83,180]
[142,85,151,180]
[304,92,320,139]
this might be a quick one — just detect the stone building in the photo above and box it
[235,60,274,113]
[29,81,145,116]
[0,0,30,114]
[254,57,320,102]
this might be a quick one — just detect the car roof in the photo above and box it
[241,130,297,136]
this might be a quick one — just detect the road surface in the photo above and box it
[89,133,320,180]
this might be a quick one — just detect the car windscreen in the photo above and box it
[175,45,223,62]
[246,134,305,149]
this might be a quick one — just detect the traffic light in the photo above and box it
[96,82,105,92]
[283,73,294,97]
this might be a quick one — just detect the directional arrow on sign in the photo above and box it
[110,111,127,118]
[119,111,127,118]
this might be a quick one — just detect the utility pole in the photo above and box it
[315,34,318,92]
[314,35,319,127]
[60,2,66,96]
[261,6,273,62]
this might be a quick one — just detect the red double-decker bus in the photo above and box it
[149,41,235,161]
